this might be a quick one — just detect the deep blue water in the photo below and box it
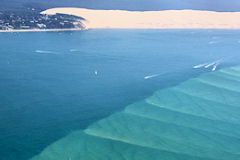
[0,29,240,160]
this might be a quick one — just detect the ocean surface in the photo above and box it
[0,29,240,160]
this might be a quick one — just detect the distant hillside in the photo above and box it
[2,0,240,12]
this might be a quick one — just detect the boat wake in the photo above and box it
[144,74,160,79]
[212,65,217,71]
[193,63,208,69]
[204,62,216,68]
[193,59,221,71]
[69,49,79,52]
[208,41,218,45]
[35,50,56,54]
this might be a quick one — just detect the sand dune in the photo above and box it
[41,8,240,29]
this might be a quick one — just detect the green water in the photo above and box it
[31,65,240,160]
[1,29,240,159]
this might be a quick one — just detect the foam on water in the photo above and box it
[31,65,240,160]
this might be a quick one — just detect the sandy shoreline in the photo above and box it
[1,28,240,33]
[41,8,240,29]
[0,28,83,33]
[2,8,240,32]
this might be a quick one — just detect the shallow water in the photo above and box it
[31,65,240,160]
[0,29,240,159]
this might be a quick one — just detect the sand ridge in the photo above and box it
[42,8,240,29]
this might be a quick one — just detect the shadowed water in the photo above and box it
[31,65,240,160]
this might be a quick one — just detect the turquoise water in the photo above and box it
[31,65,240,160]
[0,30,240,160]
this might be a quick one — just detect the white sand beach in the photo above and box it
[41,8,240,29]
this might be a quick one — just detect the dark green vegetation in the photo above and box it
[0,11,85,30]
[32,66,240,160]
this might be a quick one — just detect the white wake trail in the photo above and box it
[35,50,56,54]
[193,63,208,69]
[144,74,160,79]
